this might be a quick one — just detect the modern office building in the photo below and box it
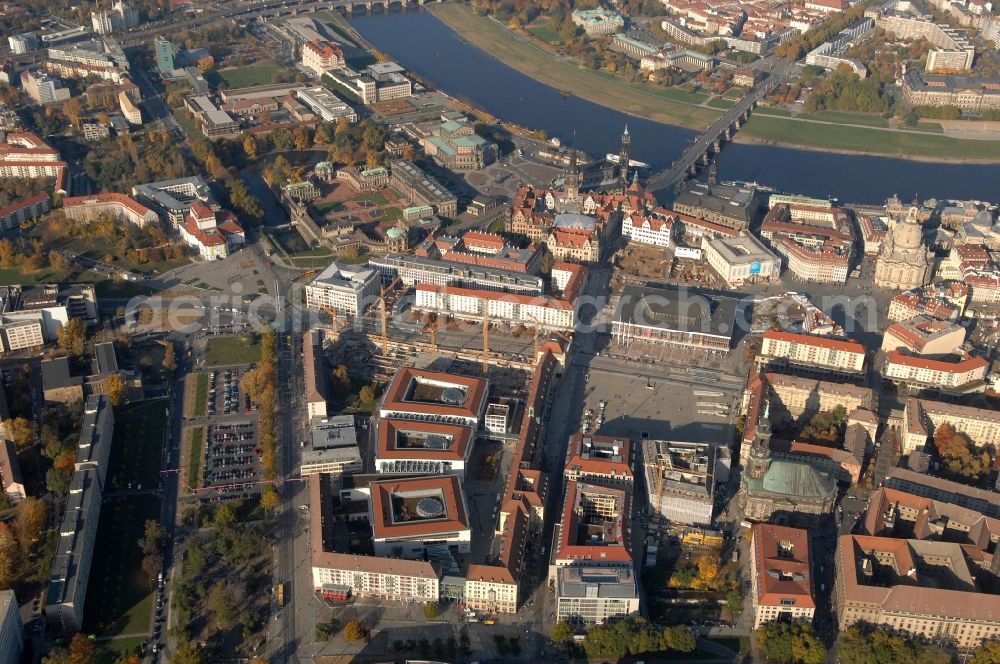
[556,566,639,625]
[300,415,362,477]
[612,283,738,352]
[0,589,22,664]
[702,232,780,286]
[368,474,471,558]
[296,86,358,123]
[304,262,380,317]
[184,95,240,138]
[375,418,474,478]
[379,368,487,428]
[565,433,633,487]
[551,479,633,577]
[132,175,217,227]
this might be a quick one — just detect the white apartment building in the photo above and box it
[311,553,439,602]
[0,313,46,354]
[760,330,866,375]
[465,570,518,614]
[62,193,159,227]
[884,352,989,391]
[415,284,576,331]
[304,262,380,317]
[621,213,673,247]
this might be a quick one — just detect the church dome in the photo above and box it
[894,218,923,250]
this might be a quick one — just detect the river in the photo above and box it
[349,11,1000,204]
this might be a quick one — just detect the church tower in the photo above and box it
[618,125,630,185]
[565,147,581,202]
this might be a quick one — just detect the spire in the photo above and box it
[623,124,629,137]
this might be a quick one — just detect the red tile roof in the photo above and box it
[752,523,814,609]
[369,474,469,540]
[0,192,48,218]
[380,367,487,421]
[376,418,473,462]
[63,192,154,219]
[763,329,865,355]
[886,350,988,374]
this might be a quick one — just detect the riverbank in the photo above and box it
[426,4,722,130]
[738,115,1000,163]
[428,4,1000,163]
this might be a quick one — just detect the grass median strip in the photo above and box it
[189,426,204,490]
[193,373,208,418]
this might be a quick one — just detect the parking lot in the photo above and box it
[207,366,256,417]
[202,421,263,501]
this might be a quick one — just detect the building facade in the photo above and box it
[304,262,380,317]
[750,524,815,628]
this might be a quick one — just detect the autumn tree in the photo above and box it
[0,523,20,587]
[162,341,177,372]
[57,317,87,356]
[209,582,237,628]
[170,643,205,664]
[359,385,375,404]
[15,498,46,557]
[260,485,280,510]
[243,135,258,159]
[423,602,439,620]
[755,620,825,664]
[343,620,364,642]
[103,372,127,407]
[7,416,36,451]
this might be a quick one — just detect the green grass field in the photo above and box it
[755,106,793,117]
[428,4,722,130]
[110,399,168,490]
[216,61,282,88]
[83,494,160,638]
[205,336,261,366]
[189,427,204,489]
[527,25,560,43]
[193,374,208,418]
[96,636,147,664]
[357,192,389,205]
[171,106,200,138]
[741,114,1000,161]
[723,87,744,99]
[707,97,736,109]
[806,110,890,128]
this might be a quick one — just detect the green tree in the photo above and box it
[662,625,696,653]
[551,621,573,648]
[170,643,205,664]
[214,503,236,526]
[7,416,36,451]
[972,640,1000,664]
[343,620,364,642]
[260,486,280,510]
[208,582,237,629]
[756,620,825,664]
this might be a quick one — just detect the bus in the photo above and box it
[276,583,285,608]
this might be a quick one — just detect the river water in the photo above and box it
[349,11,1000,204]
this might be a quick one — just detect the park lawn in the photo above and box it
[315,201,343,214]
[188,426,204,489]
[193,373,208,418]
[216,61,282,88]
[806,110,889,128]
[707,97,736,109]
[527,24,560,43]
[487,218,506,233]
[205,336,261,366]
[292,246,334,258]
[0,266,78,285]
[96,636,147,664]
[357,192,389,205]
[110,399,168,490]
[428,4,722,130]
[381,207,402,222]
[723,86,744,99]
[83,494,161,638]
[755,106,792,117]
[740,114,1000,161]
[171,106,199,138]
[907,121,944,133]
[290,255,341,268]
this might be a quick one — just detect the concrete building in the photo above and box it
[0,590,21,664]
[390,160,457,218]
[702,232,780,286]
[556,567,639,625]
[304,262,380,317]
[834,534,1000,648]
[0,193,51,233]
[0,313,46,354]
[8,32,38,54]
[369,253,544,294]
[154,35,175,75]
[414,284,577,332]
[621,211,673,248]
[184,95,240,138]
[763,372,875,422]
[375,419,474,478]
[132,175,216,227]
[63,193,158,227]
[804,18,874,77]
[45,396,113,633]
[91,0,138,35]
[885,467,1000,519]
[303,329,329,420]
[565,433,633,487]
[881,315,966,355]
[296,86,358,123]
[19,69,71,105]
[118,91,141,125]
[642,439,715,526]
[0,131,67,194]
[368,474,471,558]
[901,69,1000,113]
[0,439,26,503]
[612,283,738,352]
[300,415,362,477]
[759,330,866,376]
[761,202,855,283]
[750,523,815,628]
[901,397,1000,454]
[379,368,487,428]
